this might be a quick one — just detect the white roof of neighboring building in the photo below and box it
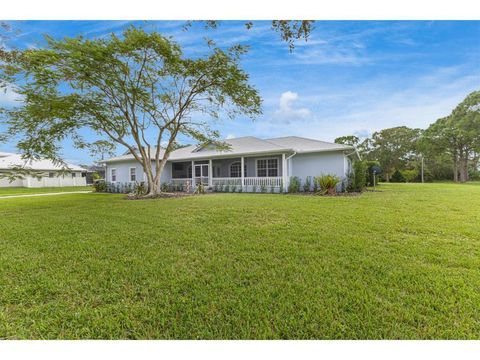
[0,152,86,172]
[102,136,355,163]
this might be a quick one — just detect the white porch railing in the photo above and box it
[212,177,242,186]
[244,177,283,187]
[212,176,282,187]
[170,178,193,187]
[170,176,283,191]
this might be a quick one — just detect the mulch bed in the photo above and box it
[125,192,194,200]
[125,190,368,200]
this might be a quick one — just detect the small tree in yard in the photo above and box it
[348,160,367,192]
[0,27,261,197]
[391,170,406,183]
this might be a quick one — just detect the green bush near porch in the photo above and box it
[0,182,479,339]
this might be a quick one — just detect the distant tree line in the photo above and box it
[335,91,480,183]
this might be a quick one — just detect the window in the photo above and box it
[130,167,136,182]
[173,163,183,171]
[230,162,246,178]
[72,173,76,178]
[187,165,192,178]
[48,172,54,178]
[111,168,117,182]
[256,158,278,177]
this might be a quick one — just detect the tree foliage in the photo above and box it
[369,126,422,181]
[334,135,360,147]
[185,20,315,52]
[335,91,479,183]
[423,91,480,182]
[0,27,261,195]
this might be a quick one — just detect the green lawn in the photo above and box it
[0,183,479,339]
[0,186,92,197]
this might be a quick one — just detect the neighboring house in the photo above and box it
[102,136,360,192]
[0,152,87,188]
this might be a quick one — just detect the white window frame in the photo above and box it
[256,157,279,177]
[129,167,136,182]
[111,168,117,182]
[229,161,246,178]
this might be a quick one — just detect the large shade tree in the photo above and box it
[367,126,422,181]
[0,27,261,196]
[423,91,480,182]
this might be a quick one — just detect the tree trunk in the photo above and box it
[146,178,161,197]
[453,157,458,182]
[385,172,390,182]
[142,160,157,197]
[143,156,167,197]
[458,151,468,183]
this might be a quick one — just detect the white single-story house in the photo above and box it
[102,136,360,192]
[0,152,87,188]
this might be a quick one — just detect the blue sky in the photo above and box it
[1,20,479,164]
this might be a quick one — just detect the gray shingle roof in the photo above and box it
[266,136,352,153]
[103,136,353,163]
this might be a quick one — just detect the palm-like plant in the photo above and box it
[314,174,341,195]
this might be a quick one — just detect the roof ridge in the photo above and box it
[225,135,261,141]
[261,137,293,150]
[267,135,346,146]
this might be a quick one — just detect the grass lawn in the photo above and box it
[0,186,92,197]
[0,183,479,339]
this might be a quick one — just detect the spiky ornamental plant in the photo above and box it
[0,27,261,197]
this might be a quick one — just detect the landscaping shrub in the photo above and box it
[105,182,134,194]
[303,176,312,192]
[288,176,301,193]
[314,174,341,195]
[194,182,206,194]
[92,172,102,181]
[134,182,147,196]
[348,160,367,192]
[93,179,107,192]
[391,170,406,183]
[252,185,258,193]
[401,169,418,183]
[312,177,319,193]
[161,182,169,192]
[260,184,267,193]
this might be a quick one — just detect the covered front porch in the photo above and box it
[169,154,289,192]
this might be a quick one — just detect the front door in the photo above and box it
[194,164,209,185]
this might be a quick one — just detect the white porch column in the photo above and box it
[191,160,195,189]
[282,153,288,192]
[208,159,213,187]
[241,156,245,188]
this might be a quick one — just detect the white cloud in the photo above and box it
[0,84,23,106]
[248,66,479,142]
[274,91,311,122]
[225,133,236,139]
